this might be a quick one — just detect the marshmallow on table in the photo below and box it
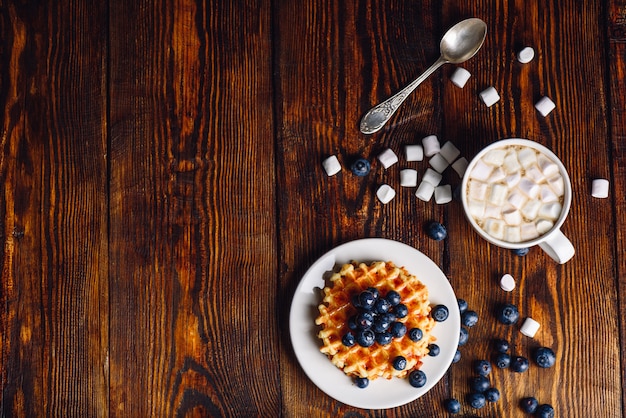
[376,184,396,204]
[520,317,541,338]
[517,47,535,64]
[479,86,501,107]
[322,155,341,176]
[405,144,424,162]
[415,181,435,202]
[429,153,450,173]
[377,148,399,169]
[400,169,418,187]
[535,96,556,116]
[435,185,452,204]
[591,178,610,198]
[422,135,441,157]
[440,141,461,163]
[422,168,443,186]
[450,67,472,88]
[500,273,516,292]
[452,157,468,177]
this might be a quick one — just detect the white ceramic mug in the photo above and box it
[461,138,575,264]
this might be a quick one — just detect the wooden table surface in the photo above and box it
[1,0,625,417]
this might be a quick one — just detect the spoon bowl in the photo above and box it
[360,18,487,134]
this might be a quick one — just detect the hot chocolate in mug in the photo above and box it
[461,138,574,264]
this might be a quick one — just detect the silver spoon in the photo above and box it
[360,18,487,134]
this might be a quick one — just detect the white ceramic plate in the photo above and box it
[289,238,460,409]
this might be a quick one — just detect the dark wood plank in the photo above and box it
[0,1,109,416]
[107,0,278,416]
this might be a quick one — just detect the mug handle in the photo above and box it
[538,229,575,264]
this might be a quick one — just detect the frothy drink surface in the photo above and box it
[465,145,564,243]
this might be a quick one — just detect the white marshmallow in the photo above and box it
[429,153,450,173]
[517,148,538,169]
[322,155,341,176]
[505,171,522,188]
[521,199,542,220]
[521,222,540,241]
[504,226,522,243]
[535,96,556,117]
[518,178,540,199]
[452,157,469,177]
[539,184,558,203]
[525,165,546,184]
[520,317,540,338]
[400,169,418,187]
[405,144,424,162]
[538,202,562,220]
[488,184,509,206]
[376,184,396,204]
[517,47,535,64]
[435,185,453,204]
[469,159,493,181]
[484,218,506,240]
[500,273,516,291]
[503,150,522,173]
[548,175,565,196]
[422,168,443,186]
[507,191,528,209]
[591,178,609,198]
[484,204,502,219]
[483,149,507,166]
[488,167,507,183]
[536,219,554,235]
[479,86,501,107]
[377,148,399,169]
[502,208,522,226]
[468,199,486,218]
[440,141,461,163]
[450,67,472,88]
[422,135,441,157]
[468,180,488,201]
[415,181,435,201]
[538,155,559,177]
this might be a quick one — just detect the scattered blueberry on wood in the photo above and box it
[425,221,447,241]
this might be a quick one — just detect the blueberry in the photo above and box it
[372,316,391,333]
[536,404,555,418]
[473,359,492,376]
[484,387,500,402]
[393,304,408,318]
[510,356,529,373]
[354,376,369,388]
[390,321,407,338]
[426,221,447,241]
[392,356,407,371]
[347,315,358,331]
[350,158,371,176]
[512,247,530,256]
[493,352,511,369]
[351,294,361,308]
[427,344,440,357]
[452,349,461,363]
[366,287,379,299]
[458,327,469,346]
[355,312,374,329]
[375,331,392,345]
[519,397,539,413]
[342,332,356,347]
[496,303,520,325]
[358,291,376,310]
[431,304,449,322]
[469,375,490,393]
[385,290,401,306]
[461,310,479,327]
[408,328,423,342]
[457,298,468,314]
[493,338,510,353]
[533,347,556,368]
[373,298,391,314]
[355,329,375,347]
[443,398,461,414]
[408,370,427,388]
[466,392,486,409]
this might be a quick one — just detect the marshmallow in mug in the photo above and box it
[465,144,566,243]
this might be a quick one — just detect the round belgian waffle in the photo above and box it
[315,260,436,381]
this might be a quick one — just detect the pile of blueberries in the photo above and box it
[342,287,449,389]
[444,299,556,417]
